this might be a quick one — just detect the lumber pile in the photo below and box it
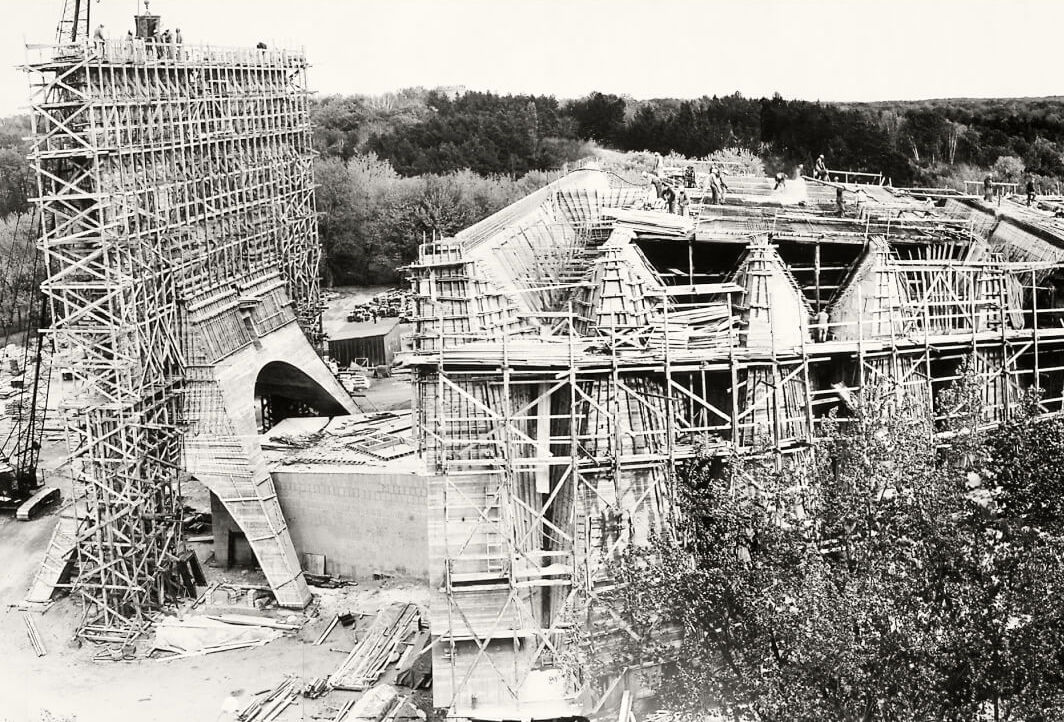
[329,603,423,691]
[237,678,299,722]
[601,208,694,237]
[644,304,737,351]
[333,684,423,722]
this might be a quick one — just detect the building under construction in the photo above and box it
[23,9,356,643]
[406,166,1064,718]
[18,3,1064,716]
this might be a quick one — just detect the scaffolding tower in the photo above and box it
[25,34,320,641]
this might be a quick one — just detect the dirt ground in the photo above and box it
[0,295,428,722]
[0,552,429,722]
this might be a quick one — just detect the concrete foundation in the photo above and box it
[210,469,428,579]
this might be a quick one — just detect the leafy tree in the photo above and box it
[993,155,1025,182]
[0,148,31,221]
[1023,138,1064,178]
[571,369,1064,721]
[568,92,627,145]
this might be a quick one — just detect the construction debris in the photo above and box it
[237,678,299,722]
[302,675,331,699]
[152,616,289,660]
[23,614,45,657]
[329,603,423,691]
[315,614,341,645]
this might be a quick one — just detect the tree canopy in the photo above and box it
[572,371,1064,721]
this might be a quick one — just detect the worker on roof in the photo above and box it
[814,154,827,180]
[709,167,728,205]
[684,165,696,188]
[661,184,677,214]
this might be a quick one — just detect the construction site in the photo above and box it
[5,2,1064,722]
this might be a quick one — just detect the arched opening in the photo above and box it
[255,360,350,432]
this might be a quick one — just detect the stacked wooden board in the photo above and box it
[644,304,736,352]
[329,603,425,691]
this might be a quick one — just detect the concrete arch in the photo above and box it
[186,319,359,607]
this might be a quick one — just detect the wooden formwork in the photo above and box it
[408,169,1064,719]
[24,37,320,639]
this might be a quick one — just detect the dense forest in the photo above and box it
[2,88,1064,299]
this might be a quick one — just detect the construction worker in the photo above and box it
[684,165,696,188]
[984,174,994,202]
[92,24,105,54]
[161,29,173,59]
[1027,178,1036,207]
[814,154,827,180]
[773,171,787,191]
[709,168,728,205]
[678,188,689,216]
[836,186,845,216]
[661,184,677,214]
[174,28,183,60]
[815,309,829,342]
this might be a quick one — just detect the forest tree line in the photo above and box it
[2,89,1064,296]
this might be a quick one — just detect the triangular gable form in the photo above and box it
[831,236,909,341]
[576,227,663,336]
[730,240,811,350]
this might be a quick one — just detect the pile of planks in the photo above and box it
[237,677,298,722]
[644,304,736,351]
[328,603,424,691]
[602,208,693,238]
[302,676,331,699]
[331,684,421,722]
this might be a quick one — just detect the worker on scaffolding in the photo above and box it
[678,188,690,216]
[643,170,663,199]
[684,165,696,188]
[815,309,830,342]
[709,167,728,205]
[814,154,828,180]
[93,24,106,55]
[161,28,174,60]
[661,183,677,214]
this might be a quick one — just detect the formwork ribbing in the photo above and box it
[409,171,1064,719]
[25,37,321,640]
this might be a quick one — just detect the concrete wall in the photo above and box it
[271,470,428,580]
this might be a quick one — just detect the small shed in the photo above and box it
[328,319,402,368]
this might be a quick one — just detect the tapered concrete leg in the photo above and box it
[184,320,358,608]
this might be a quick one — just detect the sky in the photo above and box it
[0,0,1062,116]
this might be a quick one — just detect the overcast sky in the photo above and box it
[0,0,1061,117]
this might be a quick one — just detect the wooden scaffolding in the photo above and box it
[24,36,320,641]
[408,171,1064,719]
